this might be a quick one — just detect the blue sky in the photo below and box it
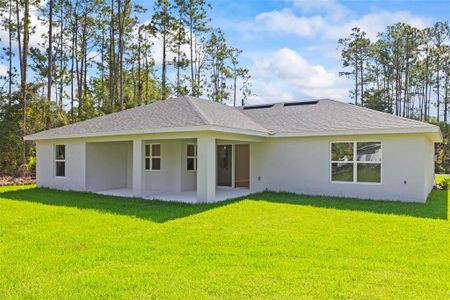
[146,0,448,104]
[1,0,448,106]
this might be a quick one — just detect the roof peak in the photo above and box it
[183,96,213,124]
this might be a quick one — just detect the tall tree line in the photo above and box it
[0,0,251,176]
[338,22,450,122]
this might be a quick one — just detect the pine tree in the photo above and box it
[150,0,175,100]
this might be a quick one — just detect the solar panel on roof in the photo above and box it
[243,104,274,110]
[283,101,318,107]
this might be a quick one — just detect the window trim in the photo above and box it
[186,143,197,172]
[145,143,161,172]
[330,141,382,185]
[54,144,66,178]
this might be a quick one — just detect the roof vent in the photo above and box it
[283,101,318,107]
[243,104,274,110]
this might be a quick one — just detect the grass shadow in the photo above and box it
[0,187,240,223]
[1,186,447,222]
[246,189,448,220]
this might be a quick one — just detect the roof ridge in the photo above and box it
[184,96,213,125]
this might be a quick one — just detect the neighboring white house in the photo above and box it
[25,96,442,203]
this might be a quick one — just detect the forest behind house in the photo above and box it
[0,0,449,176]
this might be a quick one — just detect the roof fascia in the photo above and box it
[25,124,443,143]
[24,125,269,141]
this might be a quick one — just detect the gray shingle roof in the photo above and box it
[25,96,268,139]
[241,99,437,134]
[25,96,439,140]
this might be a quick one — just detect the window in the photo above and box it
[330,141,381,183]
[55,145,65,177]
[186,143,197,172]
[145,144,161,171]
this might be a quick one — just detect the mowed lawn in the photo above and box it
[0,185,449,299]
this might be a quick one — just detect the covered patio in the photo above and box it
[85,132,260,203]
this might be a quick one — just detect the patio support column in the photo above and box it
[197,136,216,202]
[132,139,143,197]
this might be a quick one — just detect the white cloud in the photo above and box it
[255,48,337,89]
[87,51,101,64]
[248,84,296,104]
[29,6,48,49]
[254,9,325,37]
[248,2,432,41]
[293,0,350,20]
[247,47,349,105]
[0,2,48,50]
[323,10,432,40]
[0,64,8,76]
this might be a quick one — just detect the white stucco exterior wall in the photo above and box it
[85,141,132,192]
[142,139,182,196]
[34,131,435,203]
[180,139,197,192]
[132,139,143,197]
[140,139,199,195]
[250,133,434,202]
[196,135,216,202]
[36,140,86,191]
[35,138,195,196]
[423,138,436,199]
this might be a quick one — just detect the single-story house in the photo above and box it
[25,96,442,203]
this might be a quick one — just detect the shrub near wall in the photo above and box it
[435,174,450,190]
[0,176,35,187]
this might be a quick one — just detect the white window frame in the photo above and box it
[186,143,197,172]
[145,143,161,172]
[54,144,66,178]
[330,141,382,185]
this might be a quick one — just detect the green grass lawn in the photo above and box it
[0,184,449,299]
